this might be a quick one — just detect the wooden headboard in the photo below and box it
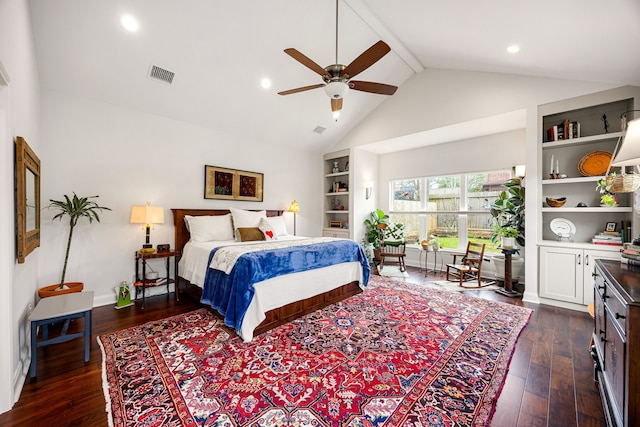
[171,208,284,254]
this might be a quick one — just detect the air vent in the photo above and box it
[148,65,175,84]
[313,126,326,134]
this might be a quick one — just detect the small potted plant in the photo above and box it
[39,193,111,298]
[596,176,618,207]
[497,226,519,248]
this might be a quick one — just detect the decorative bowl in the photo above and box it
[546,197,567,208]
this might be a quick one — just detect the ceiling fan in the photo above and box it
[278,0,398,114]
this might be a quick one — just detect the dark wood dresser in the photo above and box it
[592,259,640,427]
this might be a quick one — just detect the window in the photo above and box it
[389,170,511,253]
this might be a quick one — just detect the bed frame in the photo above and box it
[171,208,362,336]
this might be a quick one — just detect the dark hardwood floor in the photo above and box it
[0,267,605,426]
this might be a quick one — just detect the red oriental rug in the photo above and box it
[99,276,532,427]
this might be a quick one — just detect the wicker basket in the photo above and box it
[605,174,640,193]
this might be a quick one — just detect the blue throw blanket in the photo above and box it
[201,239,370,333]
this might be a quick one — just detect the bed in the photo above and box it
[172,208,369,341]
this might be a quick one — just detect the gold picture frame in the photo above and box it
[204,165,263,202]
[329,220,343,228]
[15,136,41,263]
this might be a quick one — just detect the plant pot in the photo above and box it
[38,282,84,298]
[501,237,517,248]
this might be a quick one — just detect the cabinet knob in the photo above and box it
[592,271,599,278]
[601,337,607,343]
[577,254,581,265]
[615,313,626,320]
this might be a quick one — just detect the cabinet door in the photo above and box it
[539,246,583,303]
[583,249,620,305]
[603,313,626,427]
[593,277,606,368]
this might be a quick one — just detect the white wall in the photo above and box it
[332,68,620,302]
[333,68,618,150]
[38,89,320,307]
[0,0,41,413]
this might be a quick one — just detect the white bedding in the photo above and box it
[178,237,364,342]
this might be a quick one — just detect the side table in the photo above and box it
[29,291,94,379]
[135,250,180,309]
[421,246,443,275]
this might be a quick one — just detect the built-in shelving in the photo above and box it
[322,150,351,239]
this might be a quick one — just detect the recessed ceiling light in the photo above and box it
[506,45,520,54]
[120,15,139,32]
[261,78,272,89]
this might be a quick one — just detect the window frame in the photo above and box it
[388,170,512,251]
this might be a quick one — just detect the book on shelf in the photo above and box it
[545,119,580,142]
[592,240,623,246]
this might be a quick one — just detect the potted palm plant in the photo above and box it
[38,193,111,298]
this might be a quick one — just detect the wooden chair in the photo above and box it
[446,242,492,288]
[377,223,407,272]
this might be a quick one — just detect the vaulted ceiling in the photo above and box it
[28,0,640,152]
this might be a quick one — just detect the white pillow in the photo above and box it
[229,208,267,240]
[185,214,234,242]
[266,215,288,236]
[259,217,277,241]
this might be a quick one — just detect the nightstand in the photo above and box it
[134,250,180,309]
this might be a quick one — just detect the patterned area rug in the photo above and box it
[431,280,501,292]
[99,275,532,427]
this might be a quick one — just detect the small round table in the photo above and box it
[421,245,443,275]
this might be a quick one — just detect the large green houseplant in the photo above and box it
[362,209,389,264]
[364,209,389,249]
[39,193,111,297]
[490,177,525,247]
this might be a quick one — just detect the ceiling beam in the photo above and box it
[345,0,424,74]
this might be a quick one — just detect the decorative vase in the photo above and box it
[38,282,84,298]
[332,161,339,173]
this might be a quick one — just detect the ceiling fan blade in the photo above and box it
[284,48,328,77]
[350,80,398,95]
[278,84,325,96]
[341,40,391,79]
[331,98,343,112]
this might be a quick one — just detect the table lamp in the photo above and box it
[288,200,300,236]
[130,202,164,253]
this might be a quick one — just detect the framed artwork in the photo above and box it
[204,165,263,201]
[605,221,617,232]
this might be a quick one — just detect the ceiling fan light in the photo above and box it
[324,81,349,99]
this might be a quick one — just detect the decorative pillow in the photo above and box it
[383,223,405,244]
[229,208,267,240]
[237,227,266,242]
[266,215,288,236]
[185,214,234,242]
[259,217,277,241]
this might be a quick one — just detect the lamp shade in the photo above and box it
[611,118,640,167]
[288,200,300,213]
[130,203,164,224]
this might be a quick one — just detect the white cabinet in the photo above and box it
[323,149,352,239]
[539,245,619,305]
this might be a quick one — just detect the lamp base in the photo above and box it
[140,247,155,254]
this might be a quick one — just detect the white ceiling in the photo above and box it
[28,0,640,152]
